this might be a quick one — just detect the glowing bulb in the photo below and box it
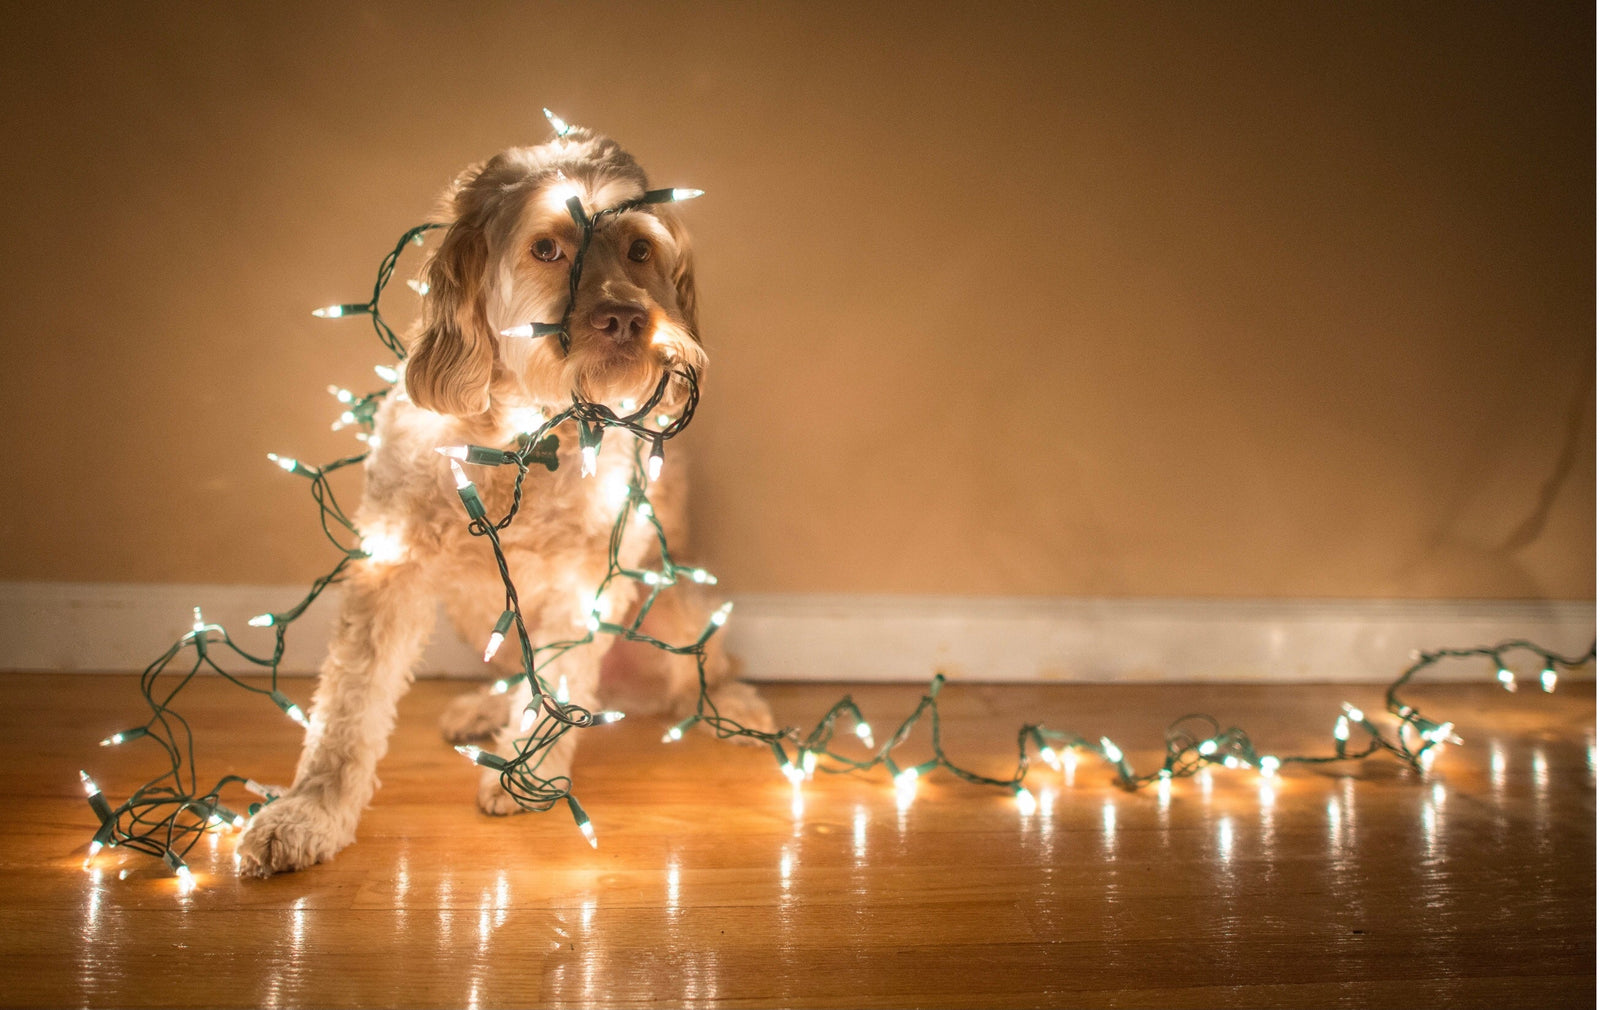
[781,761,805,786]
[894,767,920,803]
[406,278,430,296]
[327,385,355,404]
[656,413,672,427]
[1541,667,1557,693]
[1013,786,1037,815]
[664,726,684,743]
[710,602,733,626]
[1198,739,1218,756]
[580,444,598,477]
[267,452,296,472]
[312,304,346,318]
[101,733,123,747]
[855,721,875,748]
[374,364,400,383]
[802,749,818,778]
[359,529,405,564]
[437,446,470,461]
[1100,737,1123,763]
[1343,704,1365,723]
[490,679,509,695]
[1038,745,1061,770]
[594,711,626,724]
[175,864,195,891]
[449,459,472,490]
[84,840,103,867]
[671,188,706,201]
[248,613,275,628]
[1223,755,1241,769]
[1334,716,1350,741]
[482,611,514,662]
[507,406,544,433]
[647,445,664,483]
[544,107,572,137]
[636,501,653,519]
[556,675,570,704]
[643,571,661,586]
[80,770,101,798]
[283,704,307,728]
[1259,755,1281,776]
[456,745,482,763]
[578,819,597,847]
[565,795,598,848]
[1497,667,1517,692]
[519,708,536,734]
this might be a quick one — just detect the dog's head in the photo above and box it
[404,129,706,418]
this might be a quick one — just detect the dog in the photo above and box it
[236,127,772,877]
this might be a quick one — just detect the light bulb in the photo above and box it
[543,107,572,137]
[1334,716,1350,742]
[1259,755,1281,776]
[482,610,514,662]
[1496,667,1517,692]
[1038,745,1061,769]
[594,711,626,724]
[500,322,564,339]
[491,680,509,695]
[455,744,482,763]
[1100,737,1123,763]
[406,278,430,296]
[711,602,733,626]
[580,444,598,477]
[1540,667,1558,693]
[248,613,275,628]
[855,721,875,748]
[671,188,705,201]
[647,445,664,483]
[556,675,570,704]
[802,749,818,778]
[894,767,920,801]
[781,761,805,786]
[1013,786,1037,815]
[519,708,537,734]
[80,770,101,798]
[1198,739,1218,756]
[327,385,354,404]
[1343,704,1365,723]
[373,364,400,383]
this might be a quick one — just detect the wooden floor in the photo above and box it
[2,673,1593,1008]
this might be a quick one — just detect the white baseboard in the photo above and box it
[0,582,1592,683]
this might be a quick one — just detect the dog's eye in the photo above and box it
[627,239,652,263]
[532,238,564,262]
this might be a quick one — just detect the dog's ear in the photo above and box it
[405,186,496,417]
[659,210,699,337]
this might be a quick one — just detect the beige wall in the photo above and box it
[0,2,1591,600]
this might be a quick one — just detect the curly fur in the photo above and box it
[237,130,771,878]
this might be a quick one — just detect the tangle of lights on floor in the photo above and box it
[77,110,1598,889]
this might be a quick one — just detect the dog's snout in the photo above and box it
[590,300,650,343]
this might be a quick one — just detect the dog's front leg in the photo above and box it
[237,562,435,876]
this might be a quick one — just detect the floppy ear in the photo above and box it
[660,211,699,337]
[405,206,496,417]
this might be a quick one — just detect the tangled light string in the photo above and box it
[80,112,1597,884]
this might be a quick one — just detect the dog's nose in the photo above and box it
[590,300,650,343]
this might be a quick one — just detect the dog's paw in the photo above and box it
[235,794,349,878]
[439,688,512,744]
[477,767,529,816]
[707,681,777,741]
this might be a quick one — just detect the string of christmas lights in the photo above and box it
[80,110,1597,882]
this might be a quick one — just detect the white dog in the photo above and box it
[237,128,771,877]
